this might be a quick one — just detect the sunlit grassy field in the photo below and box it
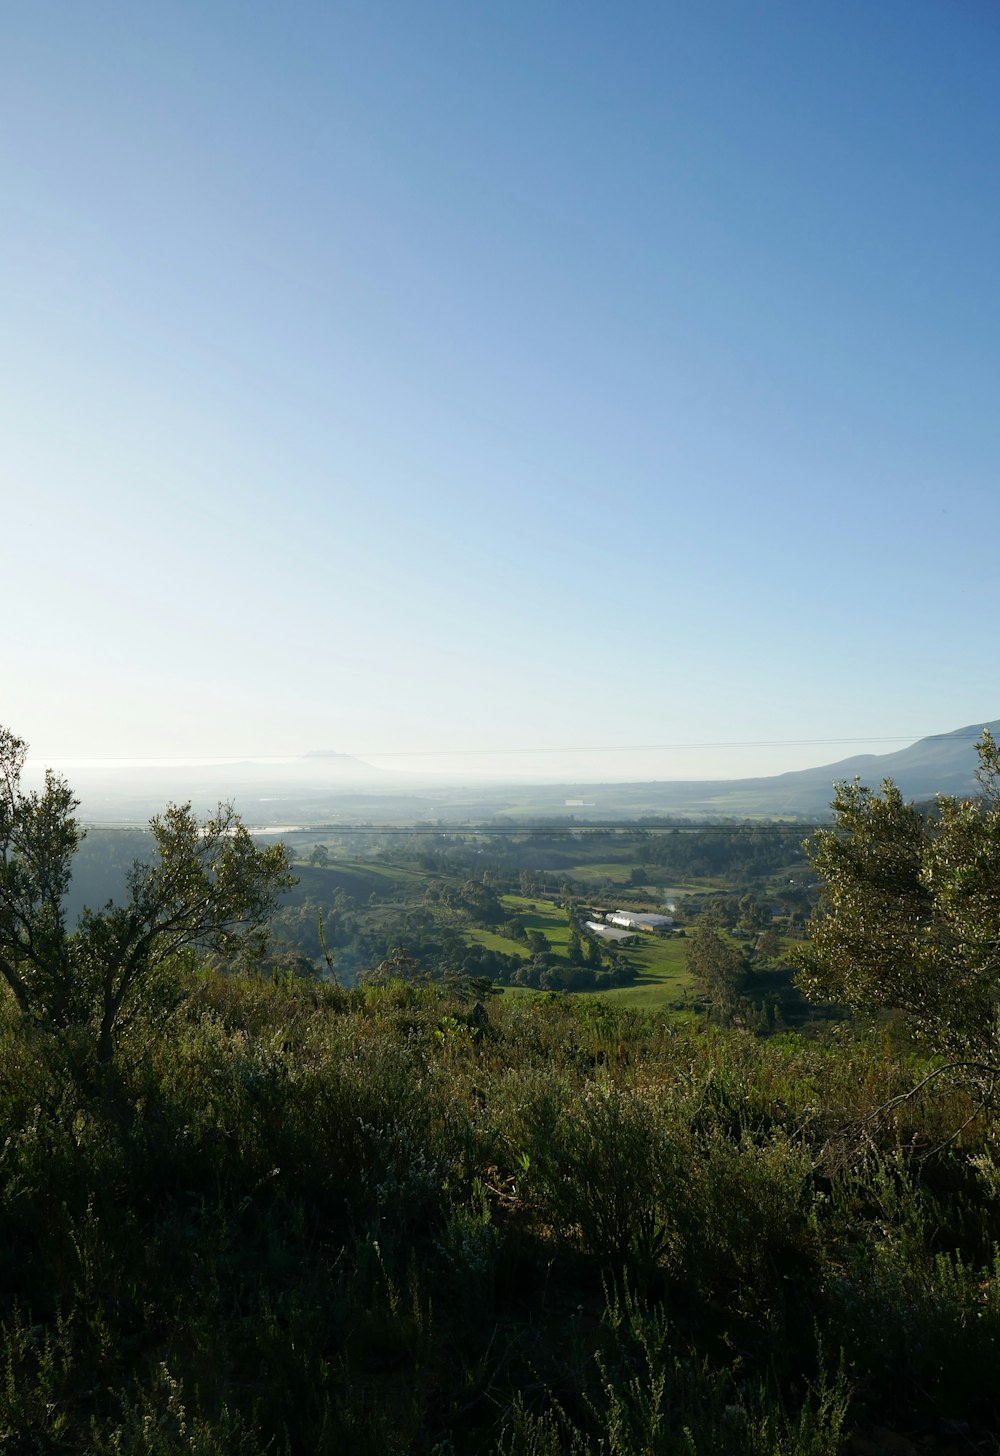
[596,931,691,1008]
[562,861,634,884]
[500,893,573,950]
[466,927,528,957]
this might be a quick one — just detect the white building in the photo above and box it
[585,920,636,942]
[607,911,674,933]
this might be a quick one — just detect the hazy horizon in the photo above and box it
[21,727,954,787]
[6,3,997,770]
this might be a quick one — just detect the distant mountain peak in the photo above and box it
[297,750,383,775]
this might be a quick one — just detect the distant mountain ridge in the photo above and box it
[544,720,1000,819]
[767,721,997,802]
[303,750,376,767]
[702,719,993,818]
[41,748,385,823]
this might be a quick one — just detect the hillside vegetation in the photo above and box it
[2,975,1000,1452]
[7,727,1000,1450]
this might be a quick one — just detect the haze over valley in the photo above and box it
[32,719,1000,826]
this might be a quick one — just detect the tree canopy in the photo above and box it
[797,728,1000,1076]
[0,726,293,1059]
[687,923,746,1021]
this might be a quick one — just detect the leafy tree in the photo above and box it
[687,925,746,1020]
[737,893,768,936]
[797,730,1000,1080]
[700,895,740,933]
[584,932,604,968]
[0,726,293,1060]
[755,927,782,965]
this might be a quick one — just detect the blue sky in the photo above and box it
[4,1,999,781]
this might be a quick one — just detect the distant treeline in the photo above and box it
[634,823,812,877]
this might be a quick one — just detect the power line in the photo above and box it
[354,735,940,758]
[27,730,976,766]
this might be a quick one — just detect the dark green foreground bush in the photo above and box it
[2,977,999,1452]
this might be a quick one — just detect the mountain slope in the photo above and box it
[765,720,998,807]
[503,721,1000,819]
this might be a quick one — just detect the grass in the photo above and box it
[467,927,528,957]
[501,893,574,951]
[596,933,692,1009]
[564,861,635,885]
[289,856,425,904]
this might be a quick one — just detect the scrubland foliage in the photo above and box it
[799,729,1000,1097]
[2,974,1000,1452]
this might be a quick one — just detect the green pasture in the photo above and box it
[595,983,693,1013]
[286,856,423,880]
[594,936,692,1010]
[566,864,713,901]
[564,861,634,885]
[285,857,425,906]
[466,927,528,957]
[501,893,573,950]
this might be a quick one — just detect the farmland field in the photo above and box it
[466,927,528,957]
[500,893,574,950]
[561,861,634,884]
[493,892,695,1011]
[592,927,691,1008]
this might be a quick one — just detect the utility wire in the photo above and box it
[30,730,987,766]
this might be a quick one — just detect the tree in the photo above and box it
[0,727,293,1060]
[755,927,782,965]
[687,924,746,1021]
[797,729,1000,1080]
[737,893,768,936]
[700,895,740,933]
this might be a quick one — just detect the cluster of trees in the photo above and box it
[422,877,507,925]
[636,823,809,879]
[490,952,638,992]
[0,728,291,1060]
[797,728,1000,1092]
[686,924,749,1018]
